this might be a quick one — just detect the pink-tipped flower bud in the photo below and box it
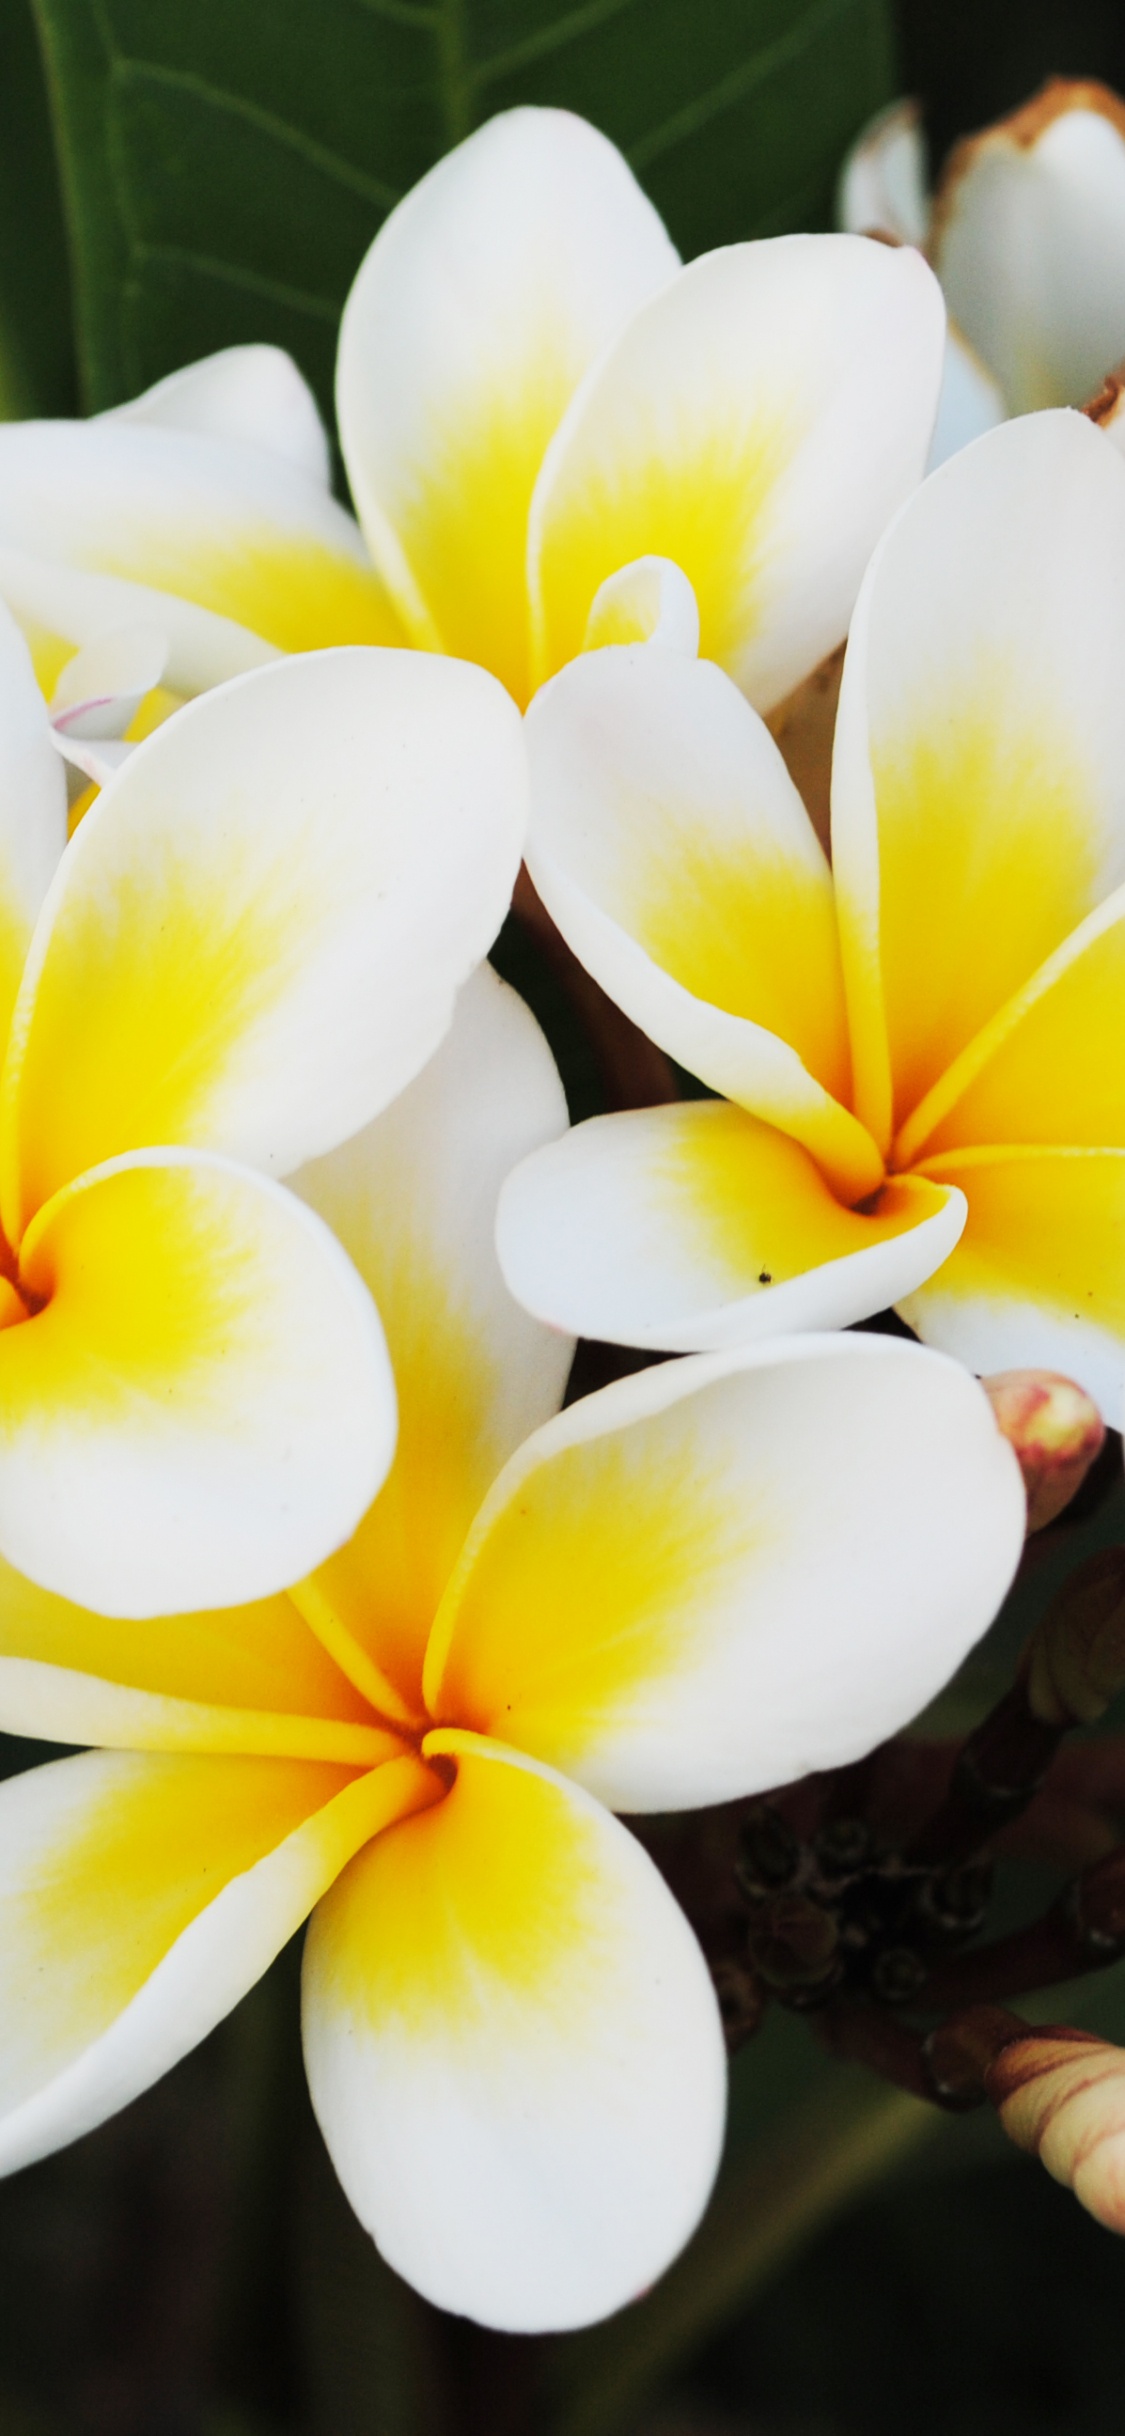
[983,1370,1104,1532]
[987,2024,1125,2234]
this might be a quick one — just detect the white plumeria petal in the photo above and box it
[424,1335,1025,1813]
[0,418,400,699]
[526,640,880,1199]
[0,1148,396,1617]
[901,1146,1125,1424]
[837,98,932,245]
[927,323,1007,468]
[934,82,1125,412]
[337,106,678,703]
[2,647,527,1237]
[302,1732,724,2333]
[292,965,573,1714]
[0,1749,434,2175]
[497,1100,965,1351]
[0,603,66,1052]
[48,732,132,792]
[49,624,169,738]
[528,232,945,712]
[98,345,332,488]
[831,410,1125,1156]
[582,555,701,654]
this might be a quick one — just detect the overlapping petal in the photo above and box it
[832,410,1125,1151]
[292,966,573,1713]
[0,605,66,1056]
[528,233,945,710]
[0,1555,372,1722]
[1,647,526,1237]
[0,416,401,699]
[902,1147,1125,1419]
[302,1732,724,2332]
[0,1747,435,2175]
[525,642,879,1198]
[424,1336,1024,1813]
[935,83,1125,413]
[497,1101,965,1351]
[337,107,679,703]
[98,345,333,487]
[0,1150,396,1616]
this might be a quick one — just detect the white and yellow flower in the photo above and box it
[0,609,525,1614]
[841,80,1125,434]
[498,409,1125,1421]
[0,110,944,722]
[0,968,1024,2331]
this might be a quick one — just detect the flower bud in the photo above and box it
[987,2025,1125,2234]
[982,1369,1104,1532]
[1025,1548,1125,1726]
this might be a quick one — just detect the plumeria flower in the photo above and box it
[0,968,1024,2331]
[841,81,1125,439]
[0,606,524,1614]
[498,408,1125,1422]
[0,113,944,724]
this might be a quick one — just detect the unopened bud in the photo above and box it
[983,1370,1104,1532]
[747,1891,840,1997]
[1026,1548,1125,1727]
[986,2024,1125,2234]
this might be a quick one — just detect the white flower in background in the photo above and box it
[841,79,1125,452]
[0,110,944,723]
[499,410,1125,1422]
[0,606,525,1615]
[0,970,1024,2332]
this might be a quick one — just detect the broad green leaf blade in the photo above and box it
[0,0,76,414]
[30,0,896,416]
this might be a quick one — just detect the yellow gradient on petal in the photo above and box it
[22,1751,361,2067]
[4,804,313,1233]
[532,411,793,690]
[651,1101,954,1293]
[630,831,850,1103]
[902,893,1125,1160]
[15,614,73,703]
[312,1735,602,2027]
[0,1162,303,1451]
[389,333,574,704]
[0,1556,372,1721]
[308,1246,527,1717]
[915,1145,1125,1334]
[425,1410,766,1771]
[873,660,1099,1129]
[77,527,403,654]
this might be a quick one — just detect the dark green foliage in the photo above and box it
[26,0,895,413]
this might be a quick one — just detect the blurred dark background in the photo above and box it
[4,0,1125,2430]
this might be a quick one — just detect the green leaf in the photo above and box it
[0,0,77,413]
[30,0,896,417]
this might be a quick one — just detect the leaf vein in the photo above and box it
[473,0,639,87]
[628,0,861,169]
[128,241,343,323]
[107,57,401,209]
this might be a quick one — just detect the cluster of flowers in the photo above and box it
[0,88,1124,2332]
